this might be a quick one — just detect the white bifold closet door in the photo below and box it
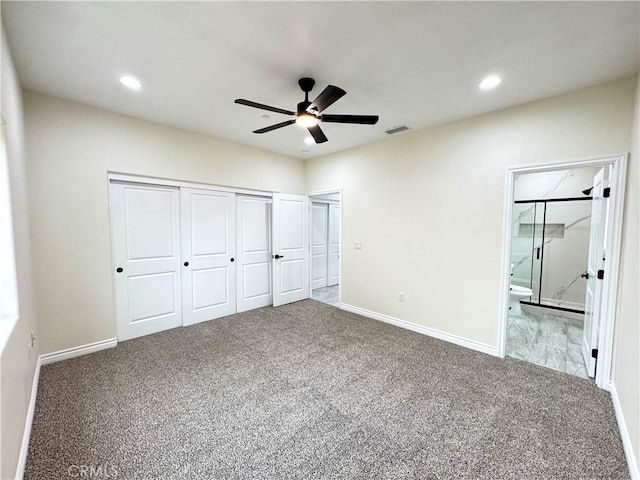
[111,183,182,341]
[236,195,273,312]
[311,202,329,290]
[112,181,311,340]
[180,188,236,326]
[272,193,310,306]
[328,203,340,287]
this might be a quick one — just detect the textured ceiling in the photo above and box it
[2,1,639,159]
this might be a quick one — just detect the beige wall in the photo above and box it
[23,92,305,355]
[305,76,637,349]
[612,75,639,473]
[1,26,40,479]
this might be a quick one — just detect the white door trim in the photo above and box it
[498,154,628,390]
[307,189,343,307]
[108,172,273,197]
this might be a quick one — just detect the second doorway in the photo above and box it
[310,194,341,306]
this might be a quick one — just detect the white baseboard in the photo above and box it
[15,356,41,480]
[15,338,118,478]
[40,338,117,366]
[610,382,640,479]
[340,303,497,357]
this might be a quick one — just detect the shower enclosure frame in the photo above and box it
[498,153,628,391]
[514,195,593,315]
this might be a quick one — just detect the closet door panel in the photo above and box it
[111,182,182,341]
[237,196,272,312]
[272,193,310,307]
[181,188,236,326]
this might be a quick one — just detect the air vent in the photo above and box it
[385,125,409,135]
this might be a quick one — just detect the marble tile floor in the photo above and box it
[506,305,590,379]
[311,285,339,307]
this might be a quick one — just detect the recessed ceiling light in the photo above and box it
[479,75,502,91]
[119,75,142,90]
[304,137,314,145]
[261,114,270,120]
[301,149,310,154]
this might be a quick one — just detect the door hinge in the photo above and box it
[603,187,611,198]
[591,348,598,359]
[597,269,604,280]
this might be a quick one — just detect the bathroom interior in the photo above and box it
[507,166,601,379]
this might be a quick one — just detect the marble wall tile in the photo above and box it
[512,167,599,312]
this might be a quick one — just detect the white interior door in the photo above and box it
[583,167,608,377]
[328,203,341,287]
[181,188,236,326]
[111,182,182,341]
[272,193,310,307]
[237,195,272,312]
[311,202,328,290]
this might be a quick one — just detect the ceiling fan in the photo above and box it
[234,77,379,144]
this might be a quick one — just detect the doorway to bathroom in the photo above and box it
[499,155,627,390]
[308,190,341,307]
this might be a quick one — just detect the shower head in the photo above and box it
[582,187,593,196]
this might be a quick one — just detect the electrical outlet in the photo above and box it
[399,292,405,302]
[355,241,362,250]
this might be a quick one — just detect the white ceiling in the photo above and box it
[2,1,638,159]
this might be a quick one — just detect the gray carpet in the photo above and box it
[26,300,628,479]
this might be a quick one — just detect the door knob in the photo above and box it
[184,262,189,267]
[274,254,284,259]
[116,267,123,273]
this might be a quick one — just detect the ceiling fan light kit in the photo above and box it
[295,112,319,127]
[235,77,379,144]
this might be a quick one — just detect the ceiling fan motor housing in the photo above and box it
[298,77,316,93]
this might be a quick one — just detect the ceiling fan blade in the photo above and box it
[321,114,379,125]
[253,119,296,134]
[307,85,346,113]
[307,125,328,143]
[235,99,295,116]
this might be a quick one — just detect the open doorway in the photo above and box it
[308,190,342,307]
[507,166,601,379]
[498,155,627,390]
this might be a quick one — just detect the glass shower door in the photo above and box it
[511,203,534,295]
[538,200,590,310]
[529,202,544,303]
